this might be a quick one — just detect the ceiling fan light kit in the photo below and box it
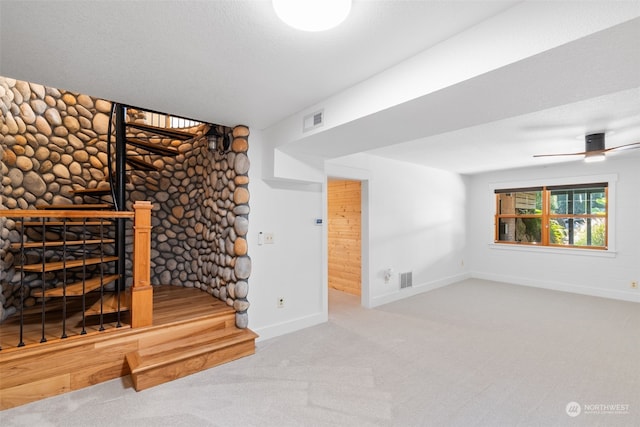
[584,152,606,163]
[584,132,606,163]
[534,132,640,163]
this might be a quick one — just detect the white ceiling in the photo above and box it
[0,0,518,128]
[369,88,640,174]
[1,1,639,175]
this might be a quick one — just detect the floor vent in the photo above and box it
[400,272,413,289]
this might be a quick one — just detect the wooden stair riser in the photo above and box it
[85,292,129,315]
[127,331,257,391]
[124,311,240,391]
[136,313,236,349]
[135,324,245,362]
[0,334,137,409]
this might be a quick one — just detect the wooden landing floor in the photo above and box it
[0,286,231,351]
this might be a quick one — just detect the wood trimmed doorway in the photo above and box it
[327,179,362,297]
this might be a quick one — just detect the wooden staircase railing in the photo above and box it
[130,201,153,328]
[0,201,153,350]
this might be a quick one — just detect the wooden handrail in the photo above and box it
[0,209,134,219]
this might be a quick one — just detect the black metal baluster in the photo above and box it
[61,219,68,339]
[116,230,122,328]
[40,217,47,343]
[17,216,25,347]
[115,103,126,329]
[80,218,87,335]
[99,217,105,331]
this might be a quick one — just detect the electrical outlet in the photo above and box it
[264,232,275,244]
[277,297,285,308]
[631,281,638,289]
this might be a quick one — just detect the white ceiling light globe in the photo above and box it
[273,0,352,32]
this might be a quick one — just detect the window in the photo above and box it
[495,183,607,249]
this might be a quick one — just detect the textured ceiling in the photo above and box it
[1,1,639,174]
[0,0,518,129]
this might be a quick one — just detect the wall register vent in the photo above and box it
[400,271,413,289]
[303,109,324,132]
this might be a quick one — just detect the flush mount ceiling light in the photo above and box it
[273,0,352,32]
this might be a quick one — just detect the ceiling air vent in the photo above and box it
[303,109,324,132]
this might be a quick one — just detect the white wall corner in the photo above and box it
[261,147,325,190]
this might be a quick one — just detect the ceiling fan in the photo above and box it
[534,133,640,163]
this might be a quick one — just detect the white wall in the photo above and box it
[327,153,469,307]
[467,155,640,302]
[248,130,326,340]
[263,2,640,158]
[249,141,471,339]
[249,134,640,343]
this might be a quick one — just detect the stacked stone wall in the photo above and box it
[0,77,251,327]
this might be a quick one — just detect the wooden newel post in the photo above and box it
[131,201,153,328]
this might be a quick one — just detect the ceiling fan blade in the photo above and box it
[533,151,586,158]
[603,141,640,153]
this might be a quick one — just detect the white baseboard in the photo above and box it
[253,311,327,342]
[369,272,471,307]
[471,271,640,303]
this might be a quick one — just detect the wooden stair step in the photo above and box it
[126,156,158,171]
[126,122,196,140]
[10,239,115,249]
[72,187,112,196]
[31,274,120,297]
[84,291,129,316]
[17,256,119,272]
[36,204,112,210]
[133,327,250,367]
[126,327,258,391]
[126,138,179,156]
[17,220,114,227]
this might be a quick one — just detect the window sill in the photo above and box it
[488,243,617,258]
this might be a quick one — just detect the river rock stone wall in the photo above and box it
[0,76,251,327]
[0,151,7,322]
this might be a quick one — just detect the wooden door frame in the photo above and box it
[323,172,370,310]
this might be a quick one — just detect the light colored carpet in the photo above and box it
[2,279,638,426]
